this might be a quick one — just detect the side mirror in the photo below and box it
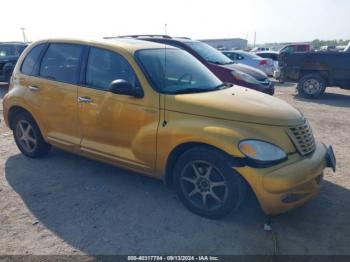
[108,79,144,98]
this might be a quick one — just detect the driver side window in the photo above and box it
[86,47,139,91]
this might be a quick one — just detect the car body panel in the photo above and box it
[77,85,159,173]
[162,86,303,126]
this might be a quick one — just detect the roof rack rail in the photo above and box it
[104,35,172,39]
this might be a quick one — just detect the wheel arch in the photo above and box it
[299,70,329,84]
[7,105,43,133]
[164,142,245,188]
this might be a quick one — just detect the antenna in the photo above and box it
[163,23,168,126]
[20,27,27,43]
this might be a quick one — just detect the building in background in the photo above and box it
[199,38,248,50]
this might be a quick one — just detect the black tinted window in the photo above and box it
[40,44,82,84]
[224,52,236,60]
[21,44,46,75]
[86,47,139,91]
[0,45,16,57]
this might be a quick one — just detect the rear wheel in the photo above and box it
[173,147,247,219]
[298,74,326,99]
[13,112,51,158]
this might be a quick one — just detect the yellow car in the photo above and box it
[3,39,336,218]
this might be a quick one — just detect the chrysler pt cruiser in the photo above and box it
[3,39,336,218]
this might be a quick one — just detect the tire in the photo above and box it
[12,112,51,158]
[173,146,247,219]
[297,74,326,99]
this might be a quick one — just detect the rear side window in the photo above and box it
[40,44,83,84]
[21,44,46,75]
[86,47,139,91]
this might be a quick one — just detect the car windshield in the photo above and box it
[0,45,16,57]
[136,48,226,94]
[185,41,234,65]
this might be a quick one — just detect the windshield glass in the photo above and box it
[186,41,233,65]
[136,48,224,94]
[0,45,16,57]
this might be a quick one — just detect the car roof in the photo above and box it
[106,35,202,45]
[31,38,176,54]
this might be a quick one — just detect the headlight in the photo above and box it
[239,140,287,164]
[231,70,261,85]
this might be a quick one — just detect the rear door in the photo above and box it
[24,43,83,147]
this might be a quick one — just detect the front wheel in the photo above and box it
[298,74,326,99]
[173,147,247,219]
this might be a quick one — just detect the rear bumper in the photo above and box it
[236,142,335,215]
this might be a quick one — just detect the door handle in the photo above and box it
[28,85,40,92]
[78,96,93,103]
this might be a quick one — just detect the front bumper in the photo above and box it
[251,81,275,95]
[236,142,335,215]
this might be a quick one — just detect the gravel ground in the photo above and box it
[0,82,349,255]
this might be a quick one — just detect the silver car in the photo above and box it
[223,50,275,76]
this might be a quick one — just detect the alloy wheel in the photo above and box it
[180,160,229,211]
[15,120,37,153]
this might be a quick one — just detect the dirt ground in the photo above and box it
[0,82,349,255]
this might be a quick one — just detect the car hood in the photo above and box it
[165,86,304,126]
[221,63,268,81]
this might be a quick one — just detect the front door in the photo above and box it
[78,47,159,174]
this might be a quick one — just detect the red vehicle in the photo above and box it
[280,44,311,53]
[106,35,275,95]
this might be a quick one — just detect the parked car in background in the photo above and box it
[106,35,274,95]
[0,42,27,82]
[256,51,280,79]
[280,44,311,54]
[223,50,275,76]
[3,38,335,218]
[251,47,270,52]
[279,51,350,98]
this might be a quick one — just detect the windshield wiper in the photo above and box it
[170,88,212,94]
[170,83,232,94]
[213,83,233,90]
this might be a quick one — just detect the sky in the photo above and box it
[1,0,349,44]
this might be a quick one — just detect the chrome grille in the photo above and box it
[287,121,315,156]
